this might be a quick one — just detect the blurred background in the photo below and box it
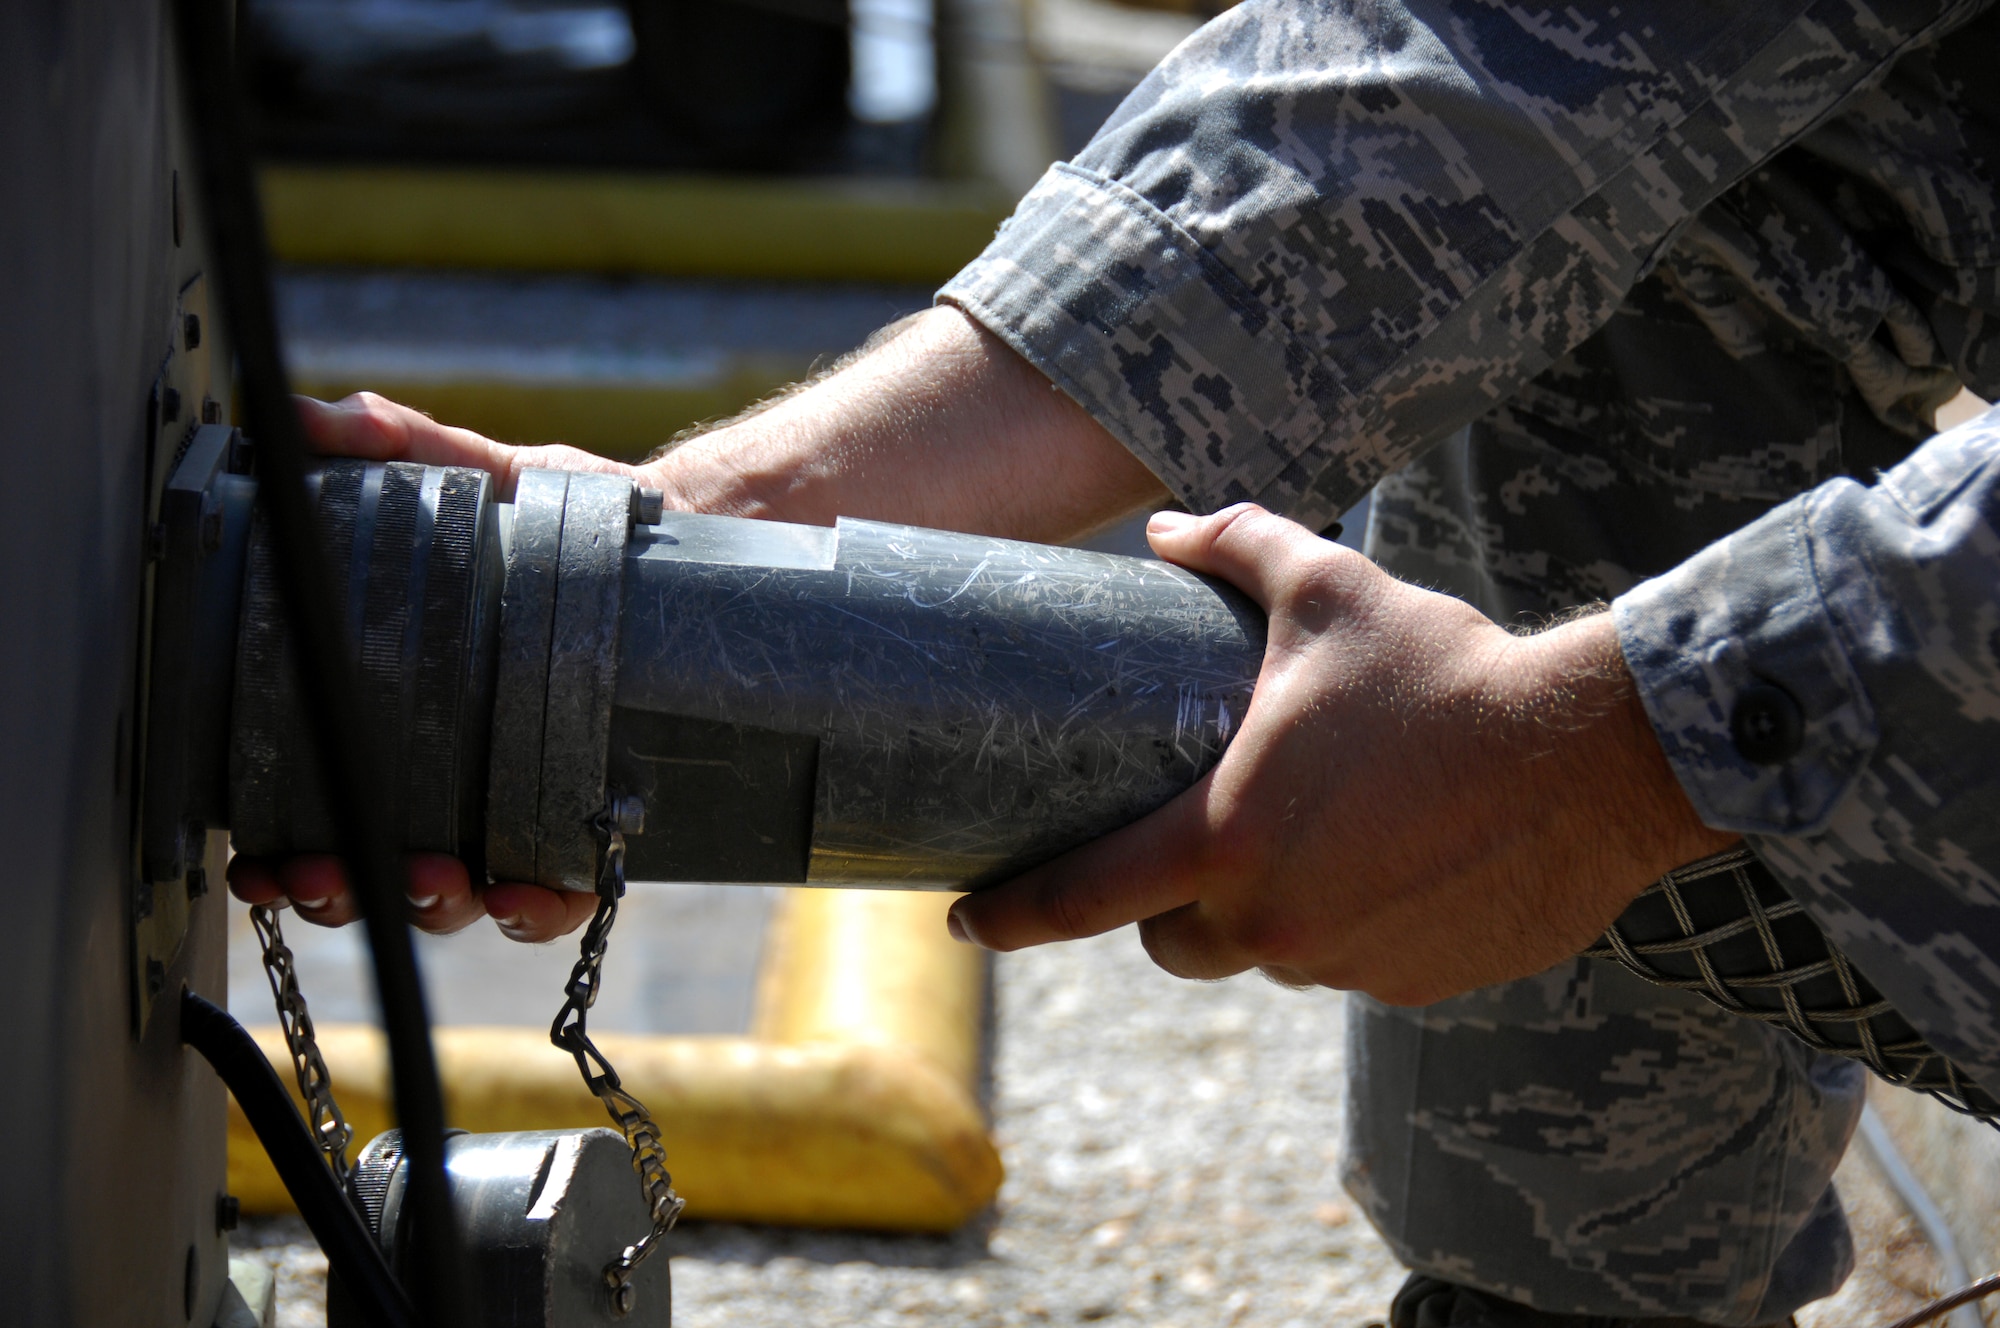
[249,0,1233,466]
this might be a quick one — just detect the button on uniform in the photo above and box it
[1731,684,1804,765]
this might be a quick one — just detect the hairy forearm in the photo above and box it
[639,306,1169,543]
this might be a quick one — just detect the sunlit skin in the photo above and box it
[233,306,1736,1002]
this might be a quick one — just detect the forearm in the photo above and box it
[640,307,1168,543]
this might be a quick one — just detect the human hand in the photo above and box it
[945,504,1739,1005]
[295,391,645,500]
[225,393,635,942]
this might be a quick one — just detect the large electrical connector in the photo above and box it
[144,427,1266,895]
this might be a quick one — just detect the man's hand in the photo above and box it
[234,307,1165,942]
[946,504,1739,1005]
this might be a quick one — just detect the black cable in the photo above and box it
[181,991,417,1328]
[167,4,473,1324]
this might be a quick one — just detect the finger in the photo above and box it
[404,854,484,936]
[296,393,520,492]
[948,772,1222,951]
[1145,504,1335,612]
[484,882,600,943]
[275,855,360,928]
[226,856,287,907]
[1135,901,1262,981]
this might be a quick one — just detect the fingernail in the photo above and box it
[495,915,529,939]
[407,893,440,910]
[295,895,330,911]
[1147,510,1194,535]
[946,908,975,945]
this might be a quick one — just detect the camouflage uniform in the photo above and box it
[939,0,2000,1322]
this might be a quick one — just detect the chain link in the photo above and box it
[551,811,687,1318]
[250,903,354,1184]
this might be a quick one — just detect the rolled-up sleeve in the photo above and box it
[940,0,1977,532]
[1616,415,2000,1091]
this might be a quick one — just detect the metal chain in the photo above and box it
[250,902,354,1184]
[550,810,687,1318]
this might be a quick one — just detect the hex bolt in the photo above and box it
[611,793,646,836]
[632,486,665,527]
[183,313,201,350]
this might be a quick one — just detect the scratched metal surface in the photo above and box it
[486,469,569,884]
[613,512,1267,888]
[534,472,632,888]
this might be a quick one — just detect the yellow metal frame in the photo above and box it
[228,890,1001,1232]
[262,166,1014,285]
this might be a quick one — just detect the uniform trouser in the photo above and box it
[1340,958,1867,1326]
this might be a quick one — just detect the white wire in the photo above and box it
[1858,1102,1989,1328]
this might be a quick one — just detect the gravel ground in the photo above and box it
[234,928,1961,1328]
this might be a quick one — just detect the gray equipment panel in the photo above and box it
[0,0,233,1321]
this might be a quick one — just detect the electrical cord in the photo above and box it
[1858,1105,1988,1328]
[168,3,472,1323]
[180,990,416,1328]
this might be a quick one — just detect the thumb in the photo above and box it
[1145,503,1331,612]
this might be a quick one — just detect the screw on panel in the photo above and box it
[201,398,221,424]
[215,1194,240,1233]
[186,867,207,901]
[161,387,181,423]
[146,958,167,1000]
[183,313,201,350]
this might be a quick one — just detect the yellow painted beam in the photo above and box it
[261,166,1015,284]
[230,889,1000,1231]
[754,890,985,1092]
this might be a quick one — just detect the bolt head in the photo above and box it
[634,487,666,526]
[613,794,646,835]
[183,313,201,350]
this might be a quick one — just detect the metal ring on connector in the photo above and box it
[486,469,569,884]
[535,472,634,889]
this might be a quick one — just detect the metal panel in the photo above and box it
[0,0,231,1322]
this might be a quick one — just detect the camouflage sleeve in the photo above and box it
[1613,416,2000,1092]
[938,0,1983,533]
